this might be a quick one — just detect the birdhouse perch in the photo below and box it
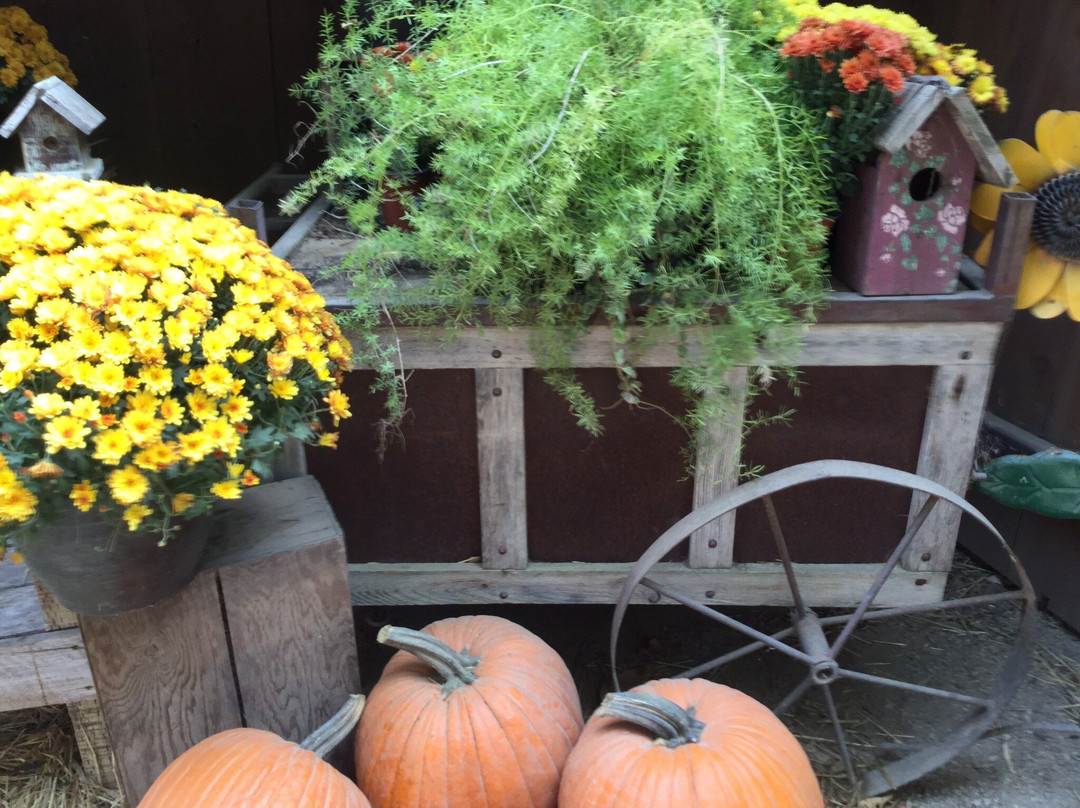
[0,76,105,179]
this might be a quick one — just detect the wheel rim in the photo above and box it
[609,459,1038,798]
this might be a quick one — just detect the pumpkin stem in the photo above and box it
[299,694,366,758]
[378,625,479,690]
[595,691,705,747]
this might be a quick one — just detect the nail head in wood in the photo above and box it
[491,349,502,359]
[492,387,502,396]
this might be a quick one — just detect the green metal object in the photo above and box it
[975,450,1080,519]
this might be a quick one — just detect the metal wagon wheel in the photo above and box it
[609,459,1038,798]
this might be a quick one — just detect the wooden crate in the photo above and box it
[290,195,1035,612]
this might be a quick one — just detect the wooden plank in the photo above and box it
[0,559,31,590]
[0,628,95,711]
[348,561,947,608]
[352,321,1004,371]
[944,89,1017,187]
[984,192,1036,298]
[904,363,997,572]
[269,435,309,481]
[202,475,343,569]
[476,368,528,569]
[78,570,242,804]
[33,578,78,629]
[689,369,748,568]
[0,584,48,639]
[68,699,120,790]
[218,538,361,748]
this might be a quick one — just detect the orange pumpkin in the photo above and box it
[138,695,370,808]
[559,679,824,808]
[356,615,584,808]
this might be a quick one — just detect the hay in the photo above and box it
[0,707,122,808]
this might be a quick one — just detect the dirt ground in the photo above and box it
[353,549,1080,808]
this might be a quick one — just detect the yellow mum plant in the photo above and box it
[0,6,76,111]
[0,173,353,554]
[773,1,1008,113]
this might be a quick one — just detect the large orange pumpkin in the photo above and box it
[559,678,824,808]
[138,695,371,808]
[355,615,584,808]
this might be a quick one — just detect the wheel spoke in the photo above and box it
[836,667,993,707]
[829,494,942,657]
[820,683,857,787]
[641,578,815,666]
[773,673,814,715]
[762,495,807,619]
[676,626,799,680]
[816,589,1029,630]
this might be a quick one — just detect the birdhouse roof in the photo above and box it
[872,76,1016,187]
[0,76,105,139]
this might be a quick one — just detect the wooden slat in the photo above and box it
[348,561,946,608]
[984,192,1036,297]
[78,571,242,804]
[33,578,78,629]
[352,321,1003,370]
[0,584,48,638]
[0,628,95,711]
[689,369,748,568]
[476,368,528,570]
[904,363,997,572]
[218,538,361,749]
[68,699,120,790]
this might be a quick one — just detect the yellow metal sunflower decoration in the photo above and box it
[971,110,1080,320]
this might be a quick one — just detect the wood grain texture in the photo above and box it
[350,321,1004,370]
[984,192,1036,297]
[348,561,946,608]
[32,578,78,629]
[202,475,344,569]
[68,699,120,790]
[218,537,361,745]
[904,363,997,572]
[0,628,95,711]
[78,570,241,804]
[476,368,528,570]
[0,584,47,639]
[689,370,748,568]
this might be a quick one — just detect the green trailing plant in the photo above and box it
[285,0,833,460]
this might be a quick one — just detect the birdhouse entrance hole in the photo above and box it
[910,167,943,201]
[42,136,60,152]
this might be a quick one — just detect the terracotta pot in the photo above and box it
[19,506,212,617]
[379,171,431,231]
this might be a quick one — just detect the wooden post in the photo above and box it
[77,476,360,805]
[689,369,748,568]
[476,368,528,570]
[983,192,1036,298]
[903,363,996,572]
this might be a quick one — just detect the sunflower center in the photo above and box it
[1033,171,1080,259]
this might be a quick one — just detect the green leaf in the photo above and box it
[976,451,1080,519]
[900,233,911,253]
[901,255,919,270]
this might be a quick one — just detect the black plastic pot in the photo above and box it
[18,506,212,617]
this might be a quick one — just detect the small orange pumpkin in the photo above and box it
[559,678,824,808]
[138,695,370,808]
[356,615,584,808]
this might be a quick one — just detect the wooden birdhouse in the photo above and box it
[830,77,1016,296]
[0,76,105,179]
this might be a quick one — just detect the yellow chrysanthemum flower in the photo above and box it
[107,465,150,505]
[122,503,153,531]
[70,480,98,512]
[971,110,1080,320]
[210,479,243,500]
[43,414,91,453]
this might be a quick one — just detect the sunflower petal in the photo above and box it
[970,183,1023,221]
[969,212,994,235]
[1030,274,1069,318]
[1049,111,1080,173]
[1015,246,1066,309]
[998,138,1056,190]
[973,229,994,266]
[1035,110,1062,163]
[1064,260,1080,321]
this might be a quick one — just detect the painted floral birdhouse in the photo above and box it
[0,76,105,179]
[831,77,1015,296]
